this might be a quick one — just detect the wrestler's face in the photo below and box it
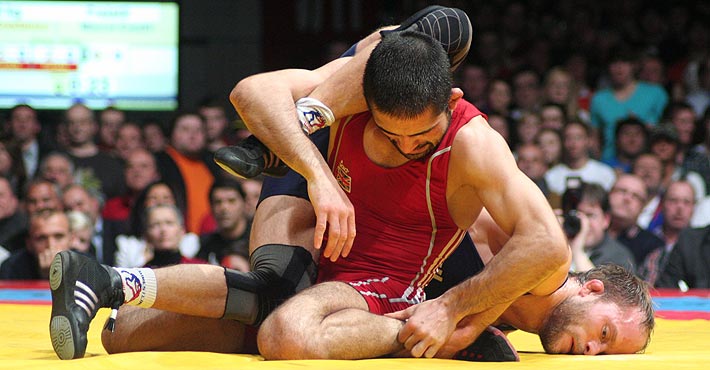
[539,295,648,355]
[371,106,450,160]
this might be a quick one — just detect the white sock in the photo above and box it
[112,267,157,308]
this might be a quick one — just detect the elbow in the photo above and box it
[542,233,571,271]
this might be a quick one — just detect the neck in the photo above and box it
[497,278,578,333]
[221,219,247,239]
[566,156,588,170]
[69,142,98,157]
[662,226,680,245]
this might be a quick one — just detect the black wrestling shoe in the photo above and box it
[381,5,472,71]
[214,135,288,179]
[454,326,520,362]
[49,251,124,360]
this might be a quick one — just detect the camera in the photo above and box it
[561,176,583,239]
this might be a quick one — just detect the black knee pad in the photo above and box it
[223,244,317,325]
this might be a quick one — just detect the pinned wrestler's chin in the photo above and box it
[538,296,592,354]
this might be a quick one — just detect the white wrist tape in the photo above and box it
[296,97,335,135]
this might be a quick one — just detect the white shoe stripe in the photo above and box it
[75,299,92,318]
[75,281,99,304]
[75,290,97,312]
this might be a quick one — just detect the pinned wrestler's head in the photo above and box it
[539,264,654,355]
[363,31,463,160]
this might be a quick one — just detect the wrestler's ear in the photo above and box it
[579,279,605,297]
[448,88,464,111]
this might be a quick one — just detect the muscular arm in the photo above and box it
[229,42,379,258]
[392,118,570,358]
[443,117,570,319]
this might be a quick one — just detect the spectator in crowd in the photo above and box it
[535,128,563,168]
[686,56,709,117]
[142,119,168,153]
[633,153,666,230]
[63,103,126,199]
[590,48,669,161]
[485,79,513,119]
[668,102,700,155]
[538,102,566,131]
[511,68,542,122]
[4,104,52,178]
[154,111,221,234]
[545,121,616,196]
[114,122,146,162]
[639,180,695,285]
[198,178,251,271]
[67,210,94,256]
[0,139,27,198]
[98,106,126,153]
[62,183,113,265]
[655,223,710,289]
[0,210,71,279]
[513,112,541,152]
[37,152,76,189]
[683,109,710,191]
[568,183,636,273]
[649,125,706,201]
[199,99,232,153]
[542,67,586,124]
[114,181,197,268]
[638,54,666,86]
[604,117,649,175]
[102,148,160,224]
[143,204,205,268]
[516,143,555,204]
[564,53,592,113]
[459,63,489,109]
[607,174,664,266]
[0,177,27,253]
[24,179,63,215]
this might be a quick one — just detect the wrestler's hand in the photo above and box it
[386,299,457,358]
[435,315,486,358]
[308,173,356,261]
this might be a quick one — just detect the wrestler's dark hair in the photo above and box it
[571,264,655,351]
[363,30,452,119]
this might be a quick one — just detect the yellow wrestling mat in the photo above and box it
[0,303,707,370]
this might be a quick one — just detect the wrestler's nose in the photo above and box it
[584,340,602,355]
[398,137,420,154]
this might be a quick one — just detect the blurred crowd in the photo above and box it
[0,102,260,280]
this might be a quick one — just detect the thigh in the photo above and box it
[269,281,368,327]
[249,195,317,258]
[102,306,254,354]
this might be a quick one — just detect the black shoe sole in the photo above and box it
[49,252,85,360]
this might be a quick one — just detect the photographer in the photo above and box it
[563,181,636,272]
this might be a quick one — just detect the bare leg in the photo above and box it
[258,281,404,360]
[102,196,318,353]
[249,195,317,259]
[102,306,250,353]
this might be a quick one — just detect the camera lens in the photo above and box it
[563,210,581,239]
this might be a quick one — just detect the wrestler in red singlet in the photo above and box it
[318,99,484,314]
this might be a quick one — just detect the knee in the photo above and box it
[257,308,294,360]
[258,306,324,360]
[101,327,123,354]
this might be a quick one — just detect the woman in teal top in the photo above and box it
[590,49,669,162]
